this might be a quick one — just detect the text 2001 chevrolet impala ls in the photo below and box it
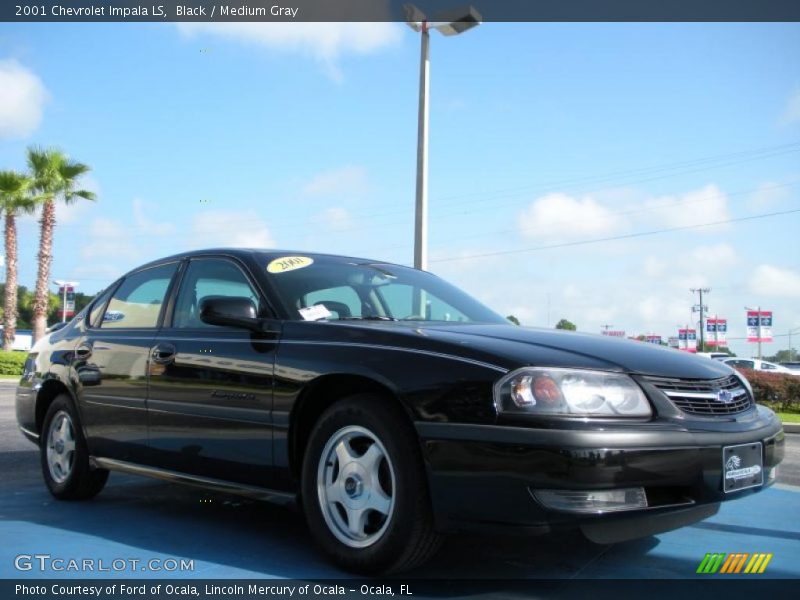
[17,249,784,573]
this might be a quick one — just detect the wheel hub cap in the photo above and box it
[46,410,76,484]
[317,425,396,549]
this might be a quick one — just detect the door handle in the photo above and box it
[151,343,177,365]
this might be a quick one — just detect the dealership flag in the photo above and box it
[706,318,727,347]
[746,310,773,343]
[678,328,697,353]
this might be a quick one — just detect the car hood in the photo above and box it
[394,323,734,379]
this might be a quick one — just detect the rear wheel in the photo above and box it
[301,394,442,574]
[40,394,108,500]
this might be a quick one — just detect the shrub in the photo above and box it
[737,368,800,413]
[0,351,27,376]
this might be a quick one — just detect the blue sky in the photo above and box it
[1,22,799,356]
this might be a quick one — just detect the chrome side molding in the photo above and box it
[89,456,296,506]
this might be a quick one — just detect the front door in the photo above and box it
[146,256,277,487]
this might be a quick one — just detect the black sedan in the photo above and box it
[16,249,784,573]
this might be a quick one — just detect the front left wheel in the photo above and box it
[40,394,108,500]
[301,394,442,574]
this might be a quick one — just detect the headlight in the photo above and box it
[494,367,651,417]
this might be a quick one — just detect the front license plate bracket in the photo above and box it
[722,442,763,493]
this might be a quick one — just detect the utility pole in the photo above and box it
[691,288,710,351]
[789,327,800,362]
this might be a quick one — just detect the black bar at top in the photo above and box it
[3,1,800,23]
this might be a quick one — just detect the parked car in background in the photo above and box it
[722,358,799,376]
[696,352,730,360]
[0,328,33,352]
[16,249,785,573]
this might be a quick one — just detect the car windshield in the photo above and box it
[264,256,507,324]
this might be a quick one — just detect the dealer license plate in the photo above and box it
[723,442,763,493]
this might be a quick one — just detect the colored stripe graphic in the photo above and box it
[697,553,725,574]
[697,553,772,574]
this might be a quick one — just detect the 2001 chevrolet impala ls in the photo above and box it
[17,249,784,573]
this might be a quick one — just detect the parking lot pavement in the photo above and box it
[1,381,799,580]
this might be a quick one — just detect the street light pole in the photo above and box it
[413,23,430,271]
[406,4,481,272]
[788,326,800,362]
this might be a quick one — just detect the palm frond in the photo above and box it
[64,189,97,204]
[59,160,91,180]
[0,170,35,213]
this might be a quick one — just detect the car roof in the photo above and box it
[131,248,404,272]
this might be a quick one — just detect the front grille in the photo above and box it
[643,374,753,416]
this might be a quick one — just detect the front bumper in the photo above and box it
[416,406,784,541]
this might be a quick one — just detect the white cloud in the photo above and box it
[518,193,624,241]
[176,21,402,80]
[689,243,737,270]
[749,182,789,211]
[302,165,369,198]
[133,198,175,236]
[783,89,800,124]
[190,210,276,249]
[0,59,47,139]
[749,264,800,298]
[314,206,352,231]
[643,256,667,278]
[643,184,730,230]
[80,218,140,262]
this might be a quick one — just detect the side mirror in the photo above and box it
[199,296,260,331]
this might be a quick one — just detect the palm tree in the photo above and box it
[27,147,95,342]
[0,171,35,351]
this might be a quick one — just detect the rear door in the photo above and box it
[75,262,180,462]
[145,256,278,487]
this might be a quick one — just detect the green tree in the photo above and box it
[27,147,95,342]
[506,315,520,326]
[765,349,798,363]
[0,170,36,351]
[555,318,576,331]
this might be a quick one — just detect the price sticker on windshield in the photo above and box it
[267,256,314,274]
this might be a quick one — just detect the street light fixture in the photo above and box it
[405,3,481,271]
[53,279,79,323]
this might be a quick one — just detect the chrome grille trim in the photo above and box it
[643,374,753,416]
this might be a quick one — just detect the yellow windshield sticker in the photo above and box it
[267,256,314,274]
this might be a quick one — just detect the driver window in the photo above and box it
[173,258,260,328]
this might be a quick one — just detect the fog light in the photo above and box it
[533,487,648,513]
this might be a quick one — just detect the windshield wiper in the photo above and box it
[337,316,398,321]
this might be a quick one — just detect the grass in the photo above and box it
[777,412,800,424]
[0,374,21,380]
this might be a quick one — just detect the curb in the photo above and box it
[782,423,800,434]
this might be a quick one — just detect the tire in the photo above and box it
[40,394,108,500]
[301,394,442,574]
